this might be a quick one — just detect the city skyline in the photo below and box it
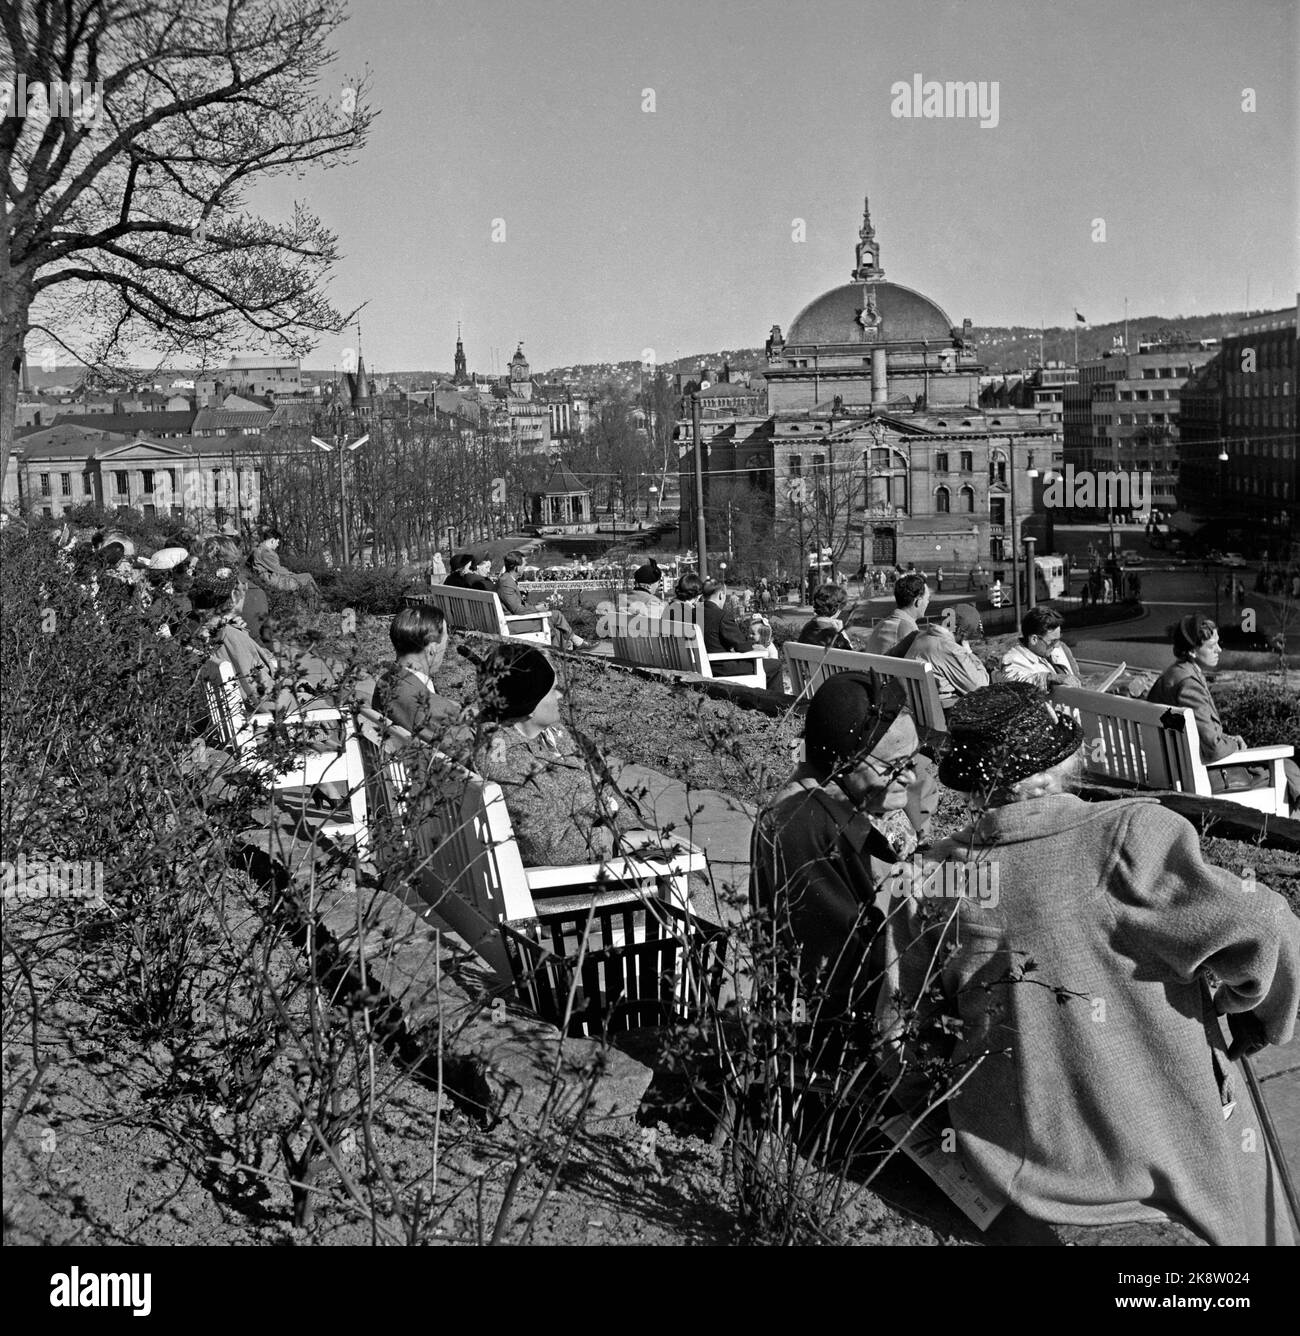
[243,0,1299,375]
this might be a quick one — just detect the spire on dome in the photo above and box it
[852,193,884,281]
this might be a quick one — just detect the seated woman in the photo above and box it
[899,682,1299,1246]
[1146,615,1300,812]
[188,562,278,704]
[372,605,461,735]
[464,643,668,869]
[444,551,494,590]
[204,535,269,645]
[796,582,853,651]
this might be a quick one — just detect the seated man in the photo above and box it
[996,606,1081,688]
[891,602,989,707]
[444,552,494,590]
[701,578,783,692]
[622,560,668,618]
[864,572,930,655]
[495,551,587,650]
[372,605,460,735]
[251,527,319,601]
[750,672,921,1025]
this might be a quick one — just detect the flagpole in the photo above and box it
[1124,297,1129,352]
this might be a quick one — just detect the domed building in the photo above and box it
[709,194,1061,572]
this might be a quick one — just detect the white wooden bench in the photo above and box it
[200,659,369,851]
[355,708,708,981]
[610,604,767,689]
[406,586,551,644]
[782,641,948,732]
[1050,685,1295,816]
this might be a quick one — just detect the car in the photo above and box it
[1118,551,1143,566]
[1221,552,1248,568]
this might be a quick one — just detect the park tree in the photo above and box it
[1,0,376,484]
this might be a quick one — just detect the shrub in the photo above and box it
[319,567,412,615]
[1216,680,1300,749]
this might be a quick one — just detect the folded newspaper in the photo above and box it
[881,1112,1006,1230]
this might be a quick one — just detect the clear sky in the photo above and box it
[250,0,1299,373]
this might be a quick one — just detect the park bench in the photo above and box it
[355,707,708,982]
[405,585,551,644]
[200,659,369,851]
[610,604,768,689]
[782,641,948,732]
[1049,685,1295,817]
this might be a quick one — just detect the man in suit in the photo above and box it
[371,604,460,735]
[495,551,587,650]
[997,606,1081,688]
[444,552,494,590]
[864,572,931,655]
[701,578,783,691]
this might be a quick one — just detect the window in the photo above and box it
[935,486,950,513]
[114,471,129,496]
[39,473,50,496]
[935,451,949,472]
[60,473,71,495]
[1143,368,1158,379]
[789,455,801,477]
[959,485,975,513]
[141,469,154,493]
[959,451,973,472]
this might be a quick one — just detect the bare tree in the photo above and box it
[2,0,377,483]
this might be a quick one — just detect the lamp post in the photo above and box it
[1008,443,1022,630]
[647,484,658,519]
[691,392,708,578]
[312,430,370,567]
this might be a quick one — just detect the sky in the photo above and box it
[242,0,1299,374]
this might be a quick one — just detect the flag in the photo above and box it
[1075,310,1087,325]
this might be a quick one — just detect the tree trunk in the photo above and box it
[0,251,32,496]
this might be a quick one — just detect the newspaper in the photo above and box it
[881,1112,1006,1230]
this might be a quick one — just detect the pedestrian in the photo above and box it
[936,565,945,592]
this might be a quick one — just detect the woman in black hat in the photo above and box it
[445,551,495,591]
[188,561,278,703]
[466,643,666,868]
[1146,615,1299,810]
[896,682,1299,1245]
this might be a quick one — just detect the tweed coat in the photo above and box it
[371,665,460,737]
[898,793,1299,1245]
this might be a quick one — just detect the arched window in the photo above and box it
[864,446,909,515]
[989,448,1008,487]
[935,485,950,513]
[959,485,975,512]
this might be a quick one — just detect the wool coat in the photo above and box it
[897,793,1299,1245]
[863,607,918,656]
[372,665,460,737]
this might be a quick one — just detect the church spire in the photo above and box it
[852,193,884,281]
[453,323,469,384]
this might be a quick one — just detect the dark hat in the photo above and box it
[938,682,1082,794]
[450,551,473,572]
[478,643,557,722]
[803,671,903,773]
[189,562,241,610]
[951,603,983,640]
[634,559,662,586]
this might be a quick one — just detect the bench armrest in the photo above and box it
[1206,745,1294,766]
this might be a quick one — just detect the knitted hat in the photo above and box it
[478,643,557,722]
[951,603,983,640]
[189,563,240,610]
[803,671,903,772]
[938,682,1082,794]
[634,559,662,586]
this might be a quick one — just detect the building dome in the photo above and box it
[787,280,955,346]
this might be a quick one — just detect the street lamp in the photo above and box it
[647,484,658,519]
[312,430,370,566]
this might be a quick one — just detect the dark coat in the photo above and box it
[702,599,750,670]
[371,666,460,736]
[1146,659,1257,793]
[445,570,493,591]
[494,570,528,615]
